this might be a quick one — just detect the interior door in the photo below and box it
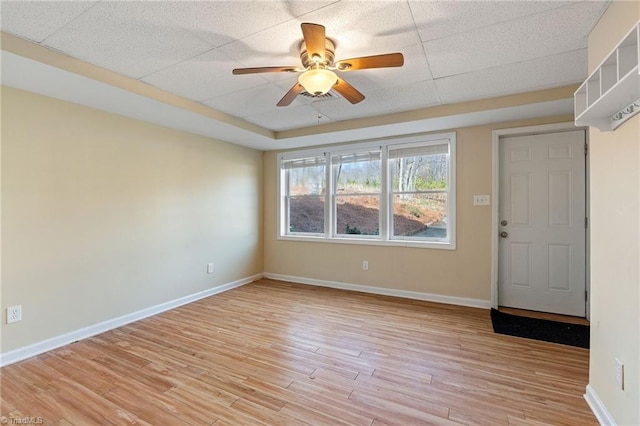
[498,130,586,317]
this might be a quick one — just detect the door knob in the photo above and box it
[500,231,508,238]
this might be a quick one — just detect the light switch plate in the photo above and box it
[473,195,491,205]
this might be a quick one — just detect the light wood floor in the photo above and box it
[1,279,595,425]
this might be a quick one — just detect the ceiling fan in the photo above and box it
[232,23,404,107]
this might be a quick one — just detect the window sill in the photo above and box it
[277,235,456,250]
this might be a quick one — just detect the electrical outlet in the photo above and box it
[207,263,214,274]
[7,305,22,324]
[362,260,369,271]
[615,358,624,390]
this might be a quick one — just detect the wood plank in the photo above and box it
[0,279,595,425]
[36,377,141,426]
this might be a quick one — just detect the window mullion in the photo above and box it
[447,136,456,247]
[380,147,389,241]
[283,167,290,235]
[325,152,332,238]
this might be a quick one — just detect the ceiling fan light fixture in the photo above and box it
[298,68,337,96]
[232,23,400,106]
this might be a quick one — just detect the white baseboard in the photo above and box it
[585,384,617,426]
[263,272,492,309]
[0,273,262,367]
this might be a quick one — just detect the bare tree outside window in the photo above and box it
[390,144,449,239]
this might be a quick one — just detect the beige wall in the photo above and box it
[1,87,264,353]
[264,115,573,302]
[587,2,640,424]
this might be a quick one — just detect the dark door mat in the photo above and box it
[490,308,589,349]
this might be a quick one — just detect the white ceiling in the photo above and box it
[1,0,608,147]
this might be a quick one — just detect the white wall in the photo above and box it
[586,2,640,424]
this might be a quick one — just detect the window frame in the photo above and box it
[332,147,383,239]
[277,132,456,250]
[281,153,327,238]
[388,140,451,244]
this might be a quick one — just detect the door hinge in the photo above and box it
[584,143,588,156]
[585,217,589,229]
[585,290,588,302]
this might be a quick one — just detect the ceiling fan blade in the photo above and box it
[277,83,305,107]
[335,53,404,71]
[233,66,298,75]
[301,23,326,62]
[333,77,364,104]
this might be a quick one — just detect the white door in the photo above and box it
[498,130,586,317]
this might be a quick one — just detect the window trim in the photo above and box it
[332,147,383,238]
[277,132,456,250]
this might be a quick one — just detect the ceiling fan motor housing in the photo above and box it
[300,38,336,68]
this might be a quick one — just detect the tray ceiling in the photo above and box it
[1,0,609,145]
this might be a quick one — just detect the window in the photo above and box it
[283,156,326,235]
[278,132,456,249]
[389,142,449,241]
[333,150,381,237]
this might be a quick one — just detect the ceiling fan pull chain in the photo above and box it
[314,101,322,124]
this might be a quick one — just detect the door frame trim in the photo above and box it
[491,122,590,318]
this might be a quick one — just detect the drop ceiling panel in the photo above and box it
[409,1,572,42]
[425,1,608,78]
[295,1,421,57]
[142,49,269,101]
[318,79,440,122]
[217,19,305,82]
[146,1,337,48]
[435,49,587,104]
[203,81,307,117]
[41,1,215,79]
[0,1,98,43]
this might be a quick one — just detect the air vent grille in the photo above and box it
[300,91,336,100]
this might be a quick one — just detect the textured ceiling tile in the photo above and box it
[318,79,440,122]
[203,79,307,118]
[299,0,421,58]
[409,1,572,42]
[148,1,337,48]
[425,1,608,78]
[0,1,98,43]
[335,43,431,94]
[244,104,332,131]
[42,1,214,79]
[142,49,269,101]
[435,49,587,105]
[217,19,305,82]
